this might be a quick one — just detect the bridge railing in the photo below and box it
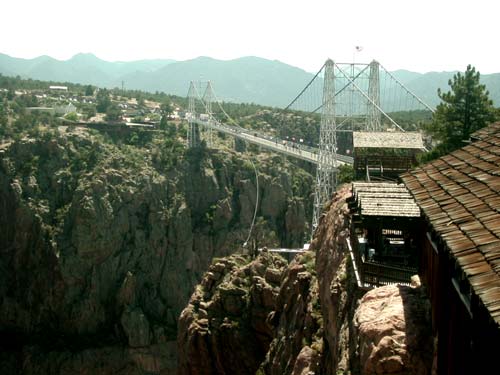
[194,116,354,165]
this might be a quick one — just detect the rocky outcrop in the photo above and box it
[312,184,433,374]
[0,132,312,374]
[177,252,288,375]
[258,252,322,375]
[2,130,434,374]
[354,283,433,375]
[176,184,434,374]
[312,184,360,374]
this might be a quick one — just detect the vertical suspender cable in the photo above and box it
[243,159,259,248]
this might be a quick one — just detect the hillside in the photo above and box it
[177,185,434,375]
[1,52,500,108]
[0,53,175,87]
[0,124,313,373]
[119,56,315,107]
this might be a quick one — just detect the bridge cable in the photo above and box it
[243,159,259,249]
[310,64,370,113]
[378,64,435,113]
[284,62,326,111]
[334,63,405,131]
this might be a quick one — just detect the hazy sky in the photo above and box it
[2,0,498,74]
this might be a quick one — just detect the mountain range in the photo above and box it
[1,52,499,108]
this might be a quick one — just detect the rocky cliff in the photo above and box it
[177,252,287,375]
[0,129,312,374]
[178,185,434,374]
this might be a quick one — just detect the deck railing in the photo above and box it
[350,233,417,288]
[361,260,417,287]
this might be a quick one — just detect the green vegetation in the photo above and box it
[337,164,354,184]
[96,88,112,113]
[84,85,94,96]
[64,112,78,122]
[299,251,316,274]
[105,103,121,121]
[388,109,433,131]
[422,65,498,161]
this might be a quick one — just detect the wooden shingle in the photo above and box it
[401,122,500,326]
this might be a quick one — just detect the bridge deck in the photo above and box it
[259,248,307,253]
[194,119,353,166]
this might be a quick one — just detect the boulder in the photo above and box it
[354,285,433,375]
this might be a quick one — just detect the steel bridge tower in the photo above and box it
[203,81,215,147]
[187,81,200,147]
[367,60,381,131]
[312,59,338,234]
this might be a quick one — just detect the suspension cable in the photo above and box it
[379,64,435,113]
[284,62,326,110]
[334,63,405,131]
[243,159,259,248]
[188,84,260,249]
[311,64,370,113]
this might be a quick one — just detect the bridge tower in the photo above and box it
[367,60,381,131]
[187,81,200,147]
[203,81,215,148]
[312,59,338,234]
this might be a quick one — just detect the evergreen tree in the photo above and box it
[160,101,172,116]
[96,89,111,113]
[426,65,497,159]
[84,85,94,96]
[105,103,121,121]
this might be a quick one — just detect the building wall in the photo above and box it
[421,232,499,375]
[421,233,442,331]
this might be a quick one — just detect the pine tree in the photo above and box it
[426,65,497,158]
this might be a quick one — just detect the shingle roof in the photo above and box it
[471,122,500,141]
[401,122,500,326]
[353,131,425,150]
[352,182,421,217]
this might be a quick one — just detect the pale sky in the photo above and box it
[2,0,499,74]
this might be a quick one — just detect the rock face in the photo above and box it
[176,184,434,374]
[312,184,361,373]
[312,184,434,374]
[177,250,323,375]
[0,132,312,374]
[259,252,322,375]
[177,252,288,375]
[354,284,433,375]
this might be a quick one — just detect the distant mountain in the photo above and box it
[118,56,316,106]
[0,52,175,87]
[0,52,499,108]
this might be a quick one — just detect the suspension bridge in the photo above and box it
[185,59,434,236]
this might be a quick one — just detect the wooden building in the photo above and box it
[401,122,500,374]
[348,181,421,287]
[353,131,425,181]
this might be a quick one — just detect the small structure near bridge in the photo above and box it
[352,131,425,181]
[348,181,421,287]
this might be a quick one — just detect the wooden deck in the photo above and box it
[349,235,417,289]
